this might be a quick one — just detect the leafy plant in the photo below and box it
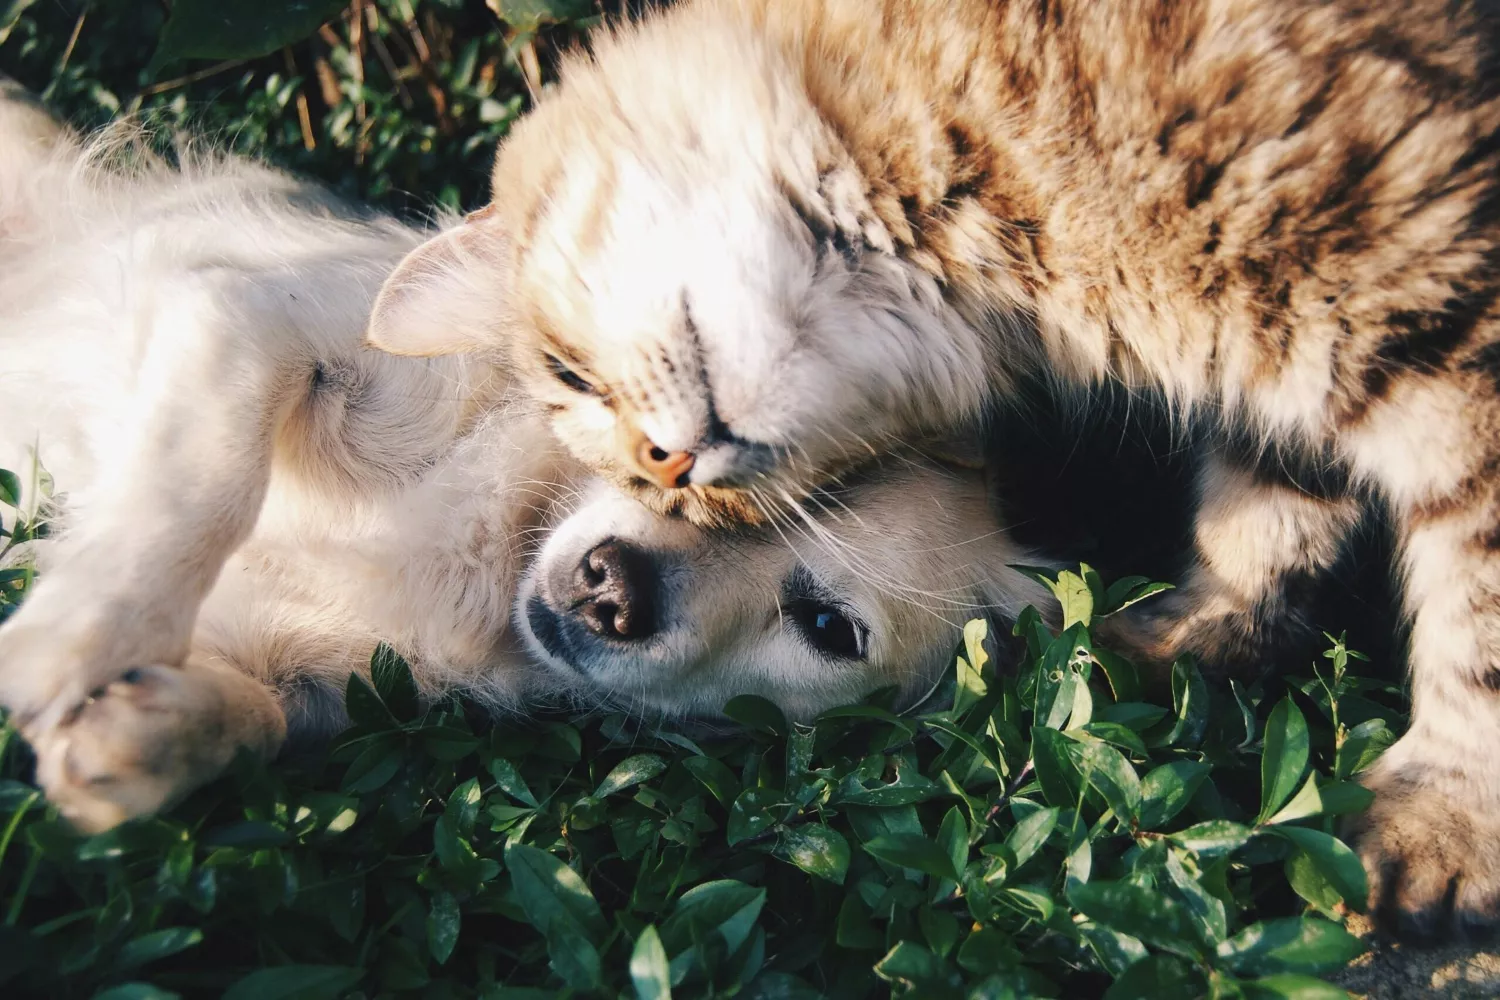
[0,1,606,214]
[0,471,1405,998]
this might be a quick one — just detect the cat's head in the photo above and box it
[514,453,1038,721]
[367,5,990,526]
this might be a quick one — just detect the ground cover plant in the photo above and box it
[0,460,1408,998]
[0,4,1412,996]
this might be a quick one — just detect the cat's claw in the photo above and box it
[1348,762,1500,942]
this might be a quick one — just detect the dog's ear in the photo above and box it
[366,205,516,357]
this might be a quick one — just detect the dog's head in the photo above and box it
[516,454,1040,721]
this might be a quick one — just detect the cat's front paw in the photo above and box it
[1348,761,1500,942]
[27,661,285,833]
[1094,588,1305,683]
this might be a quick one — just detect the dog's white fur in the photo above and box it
[0,93,1040,832]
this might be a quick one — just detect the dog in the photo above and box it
[0,91,1041,832]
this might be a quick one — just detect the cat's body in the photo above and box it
[369,0,1500,937]
[0,92,1041,832]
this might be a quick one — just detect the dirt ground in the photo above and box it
[1333,916,1500,998]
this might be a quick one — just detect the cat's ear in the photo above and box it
[366,205,516,357]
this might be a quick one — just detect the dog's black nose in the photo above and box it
[567,538,658,641]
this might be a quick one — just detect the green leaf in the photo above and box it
[1003,804,1059,870]
[0,469,18,508]
[340,740,402,794]
[221,965,363,1000]
[630,925,672,1000]
[370,644,420,722]
[151,0,349,72]
[873,940,943,989]
[1285,849,1343,919]
[1335,719,1396,780]
[862,833,959,881]
[1051,568,1095,628]
[1266,776,1374,826]
[1093,649,1144,703]
[1163,848,1228,945]
[427,891,461,965]
[660,880,766,974]
[774,825,849,885]
[1139,761,1211,829]
[1099,702,1169,731]
[343,672,393,730]
[113,927,203,971]
[1075,739,1142,823]
[682,755,742,807]
[1259,698,1310,822]
[1164,659,1210,748]
[728,787,783,845]
[1101,577,1174,617]
[0,1,38,47]
[489,757,540,807]
[92,986,181,1000]
[937,806,968,878]
[1102,954,1204,1000]
[1169,820,1254,857]
[1272,827,1368,912]
[1080,922,1148,978]
[596,754,668,798]
[490,0,597,35]
[1031,726,1084,808]
[954,618,991,715]
[1067,880,1208,958]
[1242,974,1353,999]
[505,844,606,989]
[1081,720,1150,756]
[1216,917,1365,976]
[723,695,787,735]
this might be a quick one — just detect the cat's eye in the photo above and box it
[785,597,867,660]
[545,354,596,395]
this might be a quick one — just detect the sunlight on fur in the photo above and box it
[0,90,1040,834]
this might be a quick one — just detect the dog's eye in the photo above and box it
[545,354,596,395]
[786,598,867,660]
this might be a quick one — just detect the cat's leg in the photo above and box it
[1340,381,1500,938]
[1098,450,1361,679]
[0,278,314,828]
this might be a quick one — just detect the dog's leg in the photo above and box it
[0,278,313,828]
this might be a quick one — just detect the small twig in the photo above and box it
[366,18,416,111]
[42,10,87,100]
[313,55,342,109]
[138,57,250,97]
[985,759,1035,823]
[381,5,450,127]
[283,47,317,151]
[349,0,368,162]
[517,39,543,105]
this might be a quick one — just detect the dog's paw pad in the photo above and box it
[29,664,236,833]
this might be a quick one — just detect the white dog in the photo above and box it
[0,90,1041,832]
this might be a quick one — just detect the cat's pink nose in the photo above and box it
[637,439,695,489]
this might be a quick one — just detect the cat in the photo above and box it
[0,89,1039,832]
[366,0,1500,938]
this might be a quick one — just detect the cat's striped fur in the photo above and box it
[369,0,1500,939]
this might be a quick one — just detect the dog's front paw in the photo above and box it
[27,661,285,833]
[1348,762,1500,942]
